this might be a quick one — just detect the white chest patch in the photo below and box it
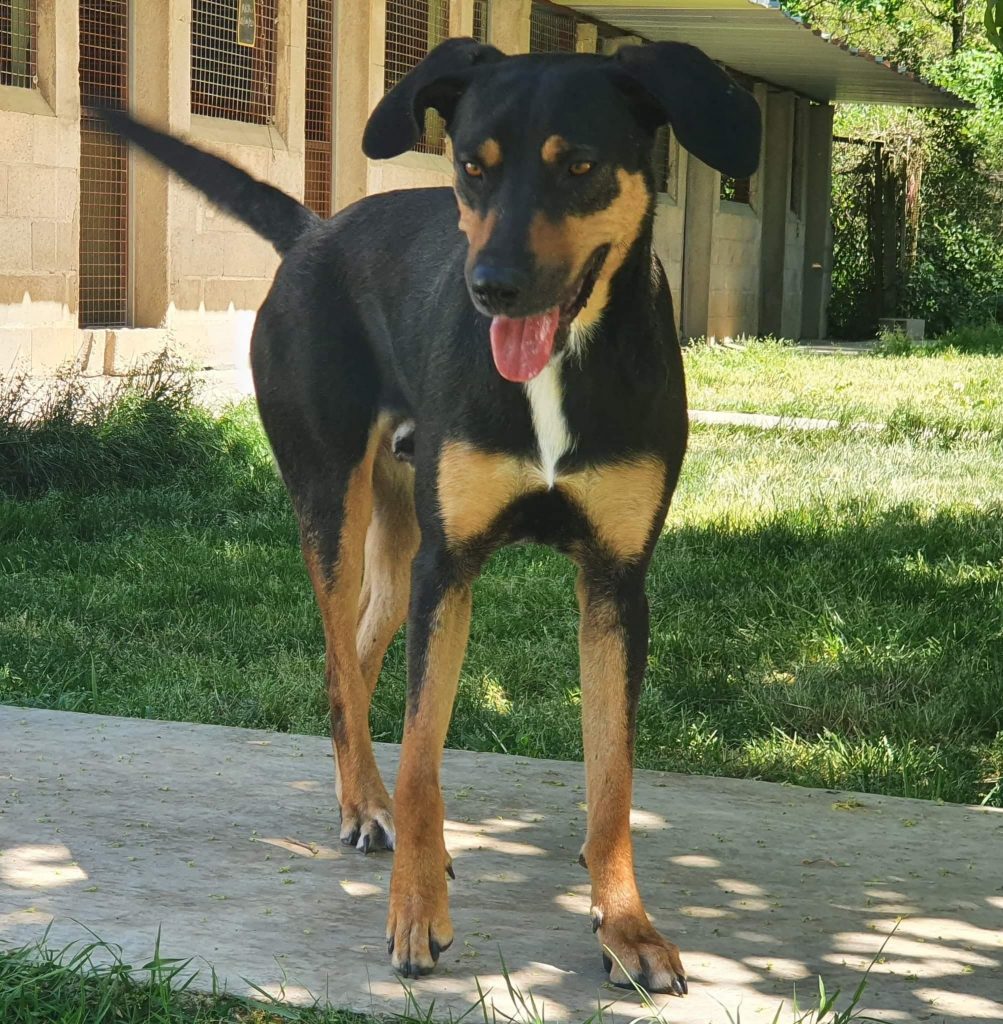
[524,358,573,488]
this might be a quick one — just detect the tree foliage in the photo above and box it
[787,0,1003,335]
[987,0,1002,52]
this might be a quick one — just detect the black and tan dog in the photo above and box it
[102,37,759,995]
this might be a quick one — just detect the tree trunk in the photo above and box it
[952,0,967,52]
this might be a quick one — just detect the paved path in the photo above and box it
[1,708,1000,1022]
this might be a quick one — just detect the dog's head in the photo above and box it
[364,39,760,382]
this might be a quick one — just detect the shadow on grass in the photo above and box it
[2,470,1001,806]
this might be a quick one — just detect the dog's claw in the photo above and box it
[341,827,361,847]
[602,951,612,974]
[590,907,603,933]
[672,976,688,996]
[361,833,371,855]
[387,935,395,955]
[446,861,455,880]
[578,851,588,870]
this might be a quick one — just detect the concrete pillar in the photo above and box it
[800,102,834,340]
[758,89,794,338]
[131,1,181,327]
[600,34,642,55]
[333,2,374,210]
[453,0,474,36]
[681,155,715,340]
[575,22,598,53]
[276,0,308,161]
[490,0,531,53]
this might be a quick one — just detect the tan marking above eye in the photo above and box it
[477,138,502,168]
[541,134,569,164]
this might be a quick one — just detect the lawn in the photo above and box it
[0,933,364,1024]
[2,346,1001,807]
[685,329,1003,440]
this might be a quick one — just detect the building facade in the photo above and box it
[0,0,959,376]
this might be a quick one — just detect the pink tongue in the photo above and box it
[489,309,560,382]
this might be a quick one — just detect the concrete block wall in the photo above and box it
[0,0,80,372]
[0,0,832,378]
[703,83,768,340]
[136,0,307,371]
[708,202,762,339]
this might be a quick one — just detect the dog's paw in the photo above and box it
[593,909,687,996]
[386,854,454,977]
[340,799,395,853]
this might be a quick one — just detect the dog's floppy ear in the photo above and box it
[610,42,761,179]
[363,37,505,159]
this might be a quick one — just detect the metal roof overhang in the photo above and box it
[553,0,970,108]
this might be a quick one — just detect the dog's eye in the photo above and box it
[569,161,594,177]
[463,161,483,178]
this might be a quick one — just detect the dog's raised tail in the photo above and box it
[97,108,319,255]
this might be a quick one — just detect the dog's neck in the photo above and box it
[525,220,662,486]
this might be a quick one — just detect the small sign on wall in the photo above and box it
[237,0,256,47]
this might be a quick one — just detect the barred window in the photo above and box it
[304,0,333,217]
[1,0,36,89]
[472,0,489,44]
[720,175,751,205]
[529,2,575,53]
[191,0,277,125]
[79,0,130,328]
[385,0,451,155]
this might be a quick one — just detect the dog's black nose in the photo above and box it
[469,264,523,314]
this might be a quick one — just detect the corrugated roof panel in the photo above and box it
[556,0,969,108]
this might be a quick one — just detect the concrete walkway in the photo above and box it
[1,708,1000,1023]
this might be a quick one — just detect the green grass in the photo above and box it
[0,930,889,1024]
[684,332,1003,440]
[2,359,1001,807]
[0,932,364,1024]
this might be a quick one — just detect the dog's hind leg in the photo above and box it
[356,437,420,694]
[292,419,395,853]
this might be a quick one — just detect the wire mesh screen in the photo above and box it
[79,0,129,329]
[529,3,575,52]
[305,0,333,217]
[0,0,36,88]
[385,0,450,155]
[191,0,278,124]
[472,0,489,43]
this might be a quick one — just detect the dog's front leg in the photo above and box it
[577,565,688,996]
[386,543,472,977]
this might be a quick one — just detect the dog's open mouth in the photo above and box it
[489,245,610,383]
